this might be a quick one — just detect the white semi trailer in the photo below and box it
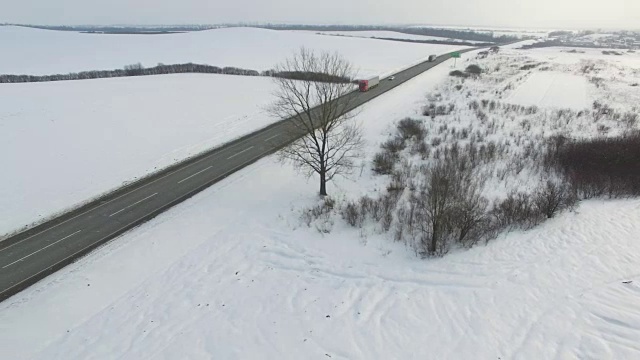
[358,76,380,92]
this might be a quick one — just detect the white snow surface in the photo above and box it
[0,26,468,78]
[408,25,551,39]
[0,74,277,236]
[507,72,589,110]
[524,46,640,68]
[3,55,640,359]
[292,30,484,43]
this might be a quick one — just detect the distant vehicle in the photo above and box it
[358,76,380,92]
[388,76,395,81]
[428,54,438,62]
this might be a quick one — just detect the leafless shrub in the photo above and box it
[597,124,611,135]
[411,141,430,159]
[622,113,638,128]
[490,192,543,231]
[372,152,396,175]
[342,201,363,227]
[411,153,489,256]
[533,180,577,219]
[381,137,406,154]
[379,193,398,232]
[422,102,437,116]
[301,196,336,228]
[397,118,427,141]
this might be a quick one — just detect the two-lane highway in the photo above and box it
[0,48,478,301]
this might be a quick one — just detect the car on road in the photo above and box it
[388,76,395,81]
[428,54,437,62]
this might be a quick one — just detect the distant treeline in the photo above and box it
[365,36,494,47]
[519,40,622,50]
[5,24,219,33]
[256,24,520,44]
[267,71,351,83]
[0,63,353,84]
[0,63,260,83]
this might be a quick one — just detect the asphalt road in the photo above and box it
[0,48,478,301]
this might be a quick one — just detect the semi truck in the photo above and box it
[358,76,380,92]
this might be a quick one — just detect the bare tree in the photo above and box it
[269,48,363,196]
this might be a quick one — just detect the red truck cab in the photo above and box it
[358,79,370,92]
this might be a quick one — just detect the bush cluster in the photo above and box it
[372,118,427,175]
[548,133,640,198]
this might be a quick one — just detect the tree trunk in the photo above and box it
[429,221,438,254]
[319,170,327,196]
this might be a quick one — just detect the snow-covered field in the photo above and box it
[0,74,276,236]
[519,46,640,111]
[409,25,551,39]
[507,72,588,109]
[524,46,640,67]
[292,30,485,44]
[0,26,468,78]
[3,45,640,359]
[0,26,469,237]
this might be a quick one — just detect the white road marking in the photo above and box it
[109,193,158,217]
[2,230,82,269]
[264,134,280,142]
[177,166,213,184]
[227,146,254,160]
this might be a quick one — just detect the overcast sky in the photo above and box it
[2,0,638,29]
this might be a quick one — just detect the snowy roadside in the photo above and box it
[0,56,458,360]
[2,46,640,359]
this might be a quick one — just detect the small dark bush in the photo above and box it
[412,141,430,158]
[342,201,363,227]
[450,70,469,78]
[381,137,406,154]
[465,65,483,75]
[520,63,539,71]
[397,118,427,141]
[372,152,396,175]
